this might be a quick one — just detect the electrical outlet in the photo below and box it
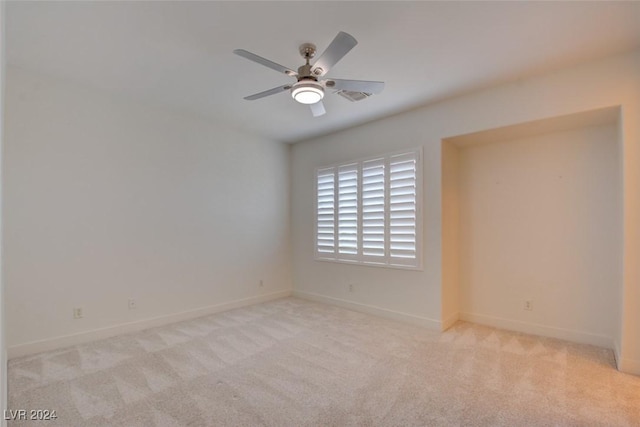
[348,283,354,293]
[259,279,264,287]
[128,299,137,310]
[524,300,533,311]
[73,307,83,319]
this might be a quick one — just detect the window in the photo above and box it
[315,148,422,269]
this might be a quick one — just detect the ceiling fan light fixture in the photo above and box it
[234,31,384,116]
[291,81,324,104]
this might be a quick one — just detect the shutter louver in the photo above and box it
[316,167,336,256]
[389,153,417,265]
[362,158,385,259]
[338,164,358,256]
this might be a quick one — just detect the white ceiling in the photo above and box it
[6,1,640,143]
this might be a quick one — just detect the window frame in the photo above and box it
[314,147,423,271]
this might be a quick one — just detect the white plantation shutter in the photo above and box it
[361,158,386,261]
[316,167,336,256]
[315,148,421,269]
[338,164,358,258]
[389,153,418,266]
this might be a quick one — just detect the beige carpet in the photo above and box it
[7,297,640,426]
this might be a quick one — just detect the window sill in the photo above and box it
[314,256,423,271]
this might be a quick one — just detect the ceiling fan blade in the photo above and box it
[309,101,326,117]
[244,84,292,101]
[325,79,385,94]
[233,49,297,77]
[312,31,357,77]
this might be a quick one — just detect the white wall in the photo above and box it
[4,67,292,356]
[457,124,621,346]
[292,129,443,328]
[291,50,640,374]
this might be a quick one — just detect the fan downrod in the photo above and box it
[297,43,318,78]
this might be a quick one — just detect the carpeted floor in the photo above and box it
[7,297,640,426]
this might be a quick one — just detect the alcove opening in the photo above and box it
[441,106,622,353]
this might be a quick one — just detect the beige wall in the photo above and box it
[4,68,292,356]
[441,141,460,330]
[619,61,640,376]
[456,124,620,345]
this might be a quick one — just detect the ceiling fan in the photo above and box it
[233,31,384,117]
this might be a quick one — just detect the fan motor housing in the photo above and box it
[297,63,314,78]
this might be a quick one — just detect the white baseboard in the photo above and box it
[613,342,640,376]
[616,355,640,376]
[459,311,614,349]
[441,311,459,331]
[8,290,292,359]
[293,290,440,330]
[613,340,622,370]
